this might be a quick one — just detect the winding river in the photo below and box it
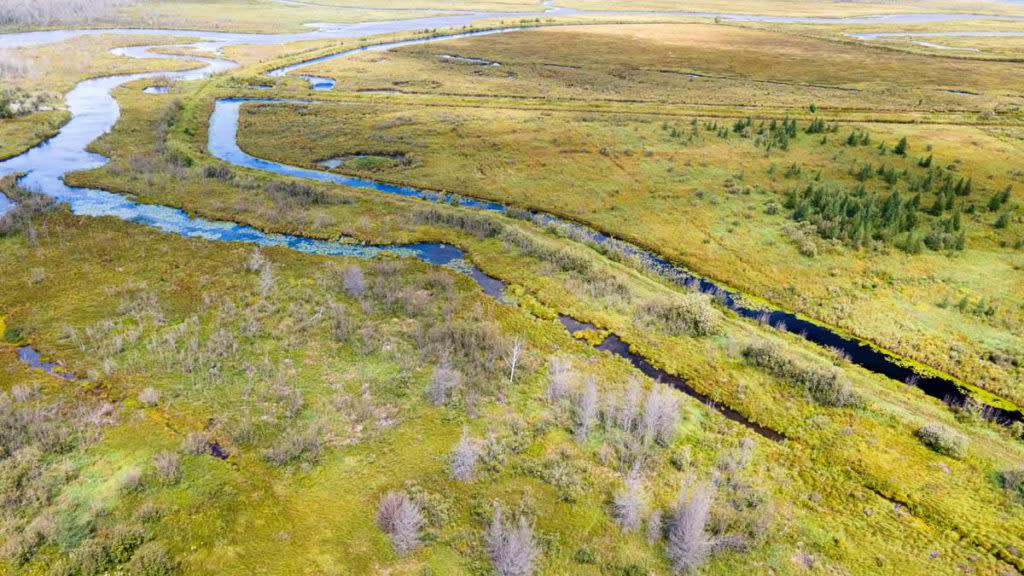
[1,7,1022,433]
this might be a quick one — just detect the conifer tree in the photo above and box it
[893,136,908,156]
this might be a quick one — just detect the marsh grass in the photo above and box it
[235,89,1023,405]
[7,165,1024,575]
[21,22,1024,576]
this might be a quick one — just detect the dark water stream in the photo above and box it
[1,13,1021,429]
[558,316,785,440]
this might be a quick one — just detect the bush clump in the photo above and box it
[741,340,859,407]
[127,542,177,576]
[636,293,722,337]
[1001,469,1024,499]
[666,480,715,574]
[264,180,326,206]
[152,451,181,485]
[915,423,967,458]
[449,427,481,482]
[263,421,326,466]
[203,165,232,181]
[424,320,504,382]
[0,184,54,238]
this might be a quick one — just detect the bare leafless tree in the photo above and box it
[486,505,539,576]
[615,377,643,433]
[377,490,423,556]
[426,359,462,406]
[244,248,275,295]
[646,508,663,543]
[641,382,681,446]
[343,265,366,298]
[612,469,647,532]
[504,335,524,384]
[546,355,572,403]
[0,0,138,27]
[574,378,598,443]
[449,426,481,482]
[246,248,266,273]
[666,479,715,574]
[259,264,275,295]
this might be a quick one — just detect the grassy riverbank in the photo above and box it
[0,110,67,161]
[0,34,202,160]
[557,0,1024,18]
[228,23,1024,408]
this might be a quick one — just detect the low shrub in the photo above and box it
[426,361,462,406]
[180,432,208,455]
[1001,469,1024,498]
[412,207,503,239]
[152,451,180,485]
[68,539,111,576]
[741,340,859,407]
[326,302,353,342]
[107,526,145,564]
[203,165,232,181]
[636,293,721,337]
[119,467,144,493]
[0,186,54,238]
[423,320,503,382]
[263,421,326,466]
[127,542,176,576]
[915,423,967,458]
[137,388,160,407]
[264,180,326,206]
